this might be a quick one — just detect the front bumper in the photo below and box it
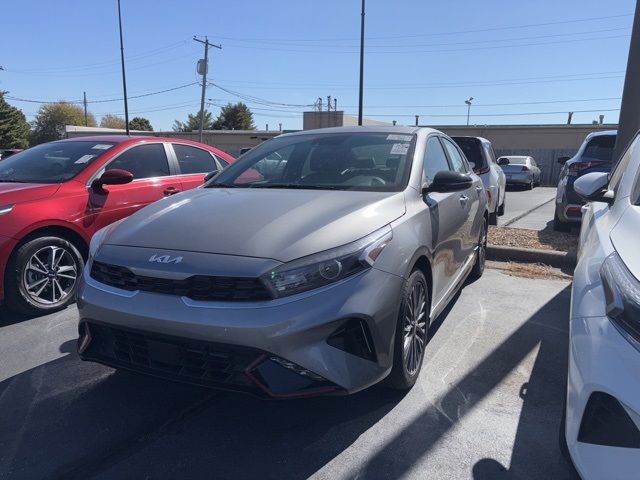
[566,314,640,479]
[77,262,405,397]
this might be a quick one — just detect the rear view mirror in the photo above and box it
[497,158,509,166]
[204,169,220,183]
[92,169,133,190]
[558,156,571,165]
[574,171,614,204]
[422,171,473,194]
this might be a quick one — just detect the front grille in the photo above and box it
[90,261,271,301]
[81,322,261,390]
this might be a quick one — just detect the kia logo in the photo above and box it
[148,254,183,264]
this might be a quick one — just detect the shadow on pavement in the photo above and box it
[0,306,32,327]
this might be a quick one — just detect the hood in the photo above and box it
[0,183,60,205]
[610,204,640,281]
[105,188,406,262]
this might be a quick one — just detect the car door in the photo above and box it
[169,143,225,191]
[441,137,482,261]
[421,136,469,306]
[82,142,181,234]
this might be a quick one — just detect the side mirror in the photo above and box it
[557,156,571,165]
[422,171,473,194]
[204,169,220,183]
[574,171,614,204]
[92,169,133,190]
[497,158,509,166]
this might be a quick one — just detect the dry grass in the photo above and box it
[488,226,578,254]
[486,260,572,281]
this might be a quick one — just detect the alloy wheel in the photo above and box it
[22,245,78,305]
[403,281,428,375]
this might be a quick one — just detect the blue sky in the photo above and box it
[0,0,634,131]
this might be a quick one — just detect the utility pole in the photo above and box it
[567,112,574,125]
[334,98,337,111]
[358,0,365,126]
[194,36,222,142]
[415,115,419,127]
[613,0,640,163]
[83,92,88,127]
[465,97,474,126]
[117,0,129,135]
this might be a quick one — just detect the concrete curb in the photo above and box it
[502,197,555,227]
[487,244,577,268]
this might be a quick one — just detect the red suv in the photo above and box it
[0,135,234,315]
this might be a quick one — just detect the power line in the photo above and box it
[350,108,621,118]
[219,26,631,49]
[208,13,633,43]
[5,82,198,105]
[208,83,314,108]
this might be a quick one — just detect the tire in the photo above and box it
[5,236,84,316]
[386,270,430,390]
[469,216,488,280]
[528,179,534,190]
[559,395,570,459]
[497,195,505,216]
[553,211,571,233]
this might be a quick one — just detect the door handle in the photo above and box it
[163,186,181,196]
[475,186,483,193]
[459,194,469,206]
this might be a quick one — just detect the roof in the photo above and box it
[63,135,146,143]
[280,125,432,137]
[450,135,491,144]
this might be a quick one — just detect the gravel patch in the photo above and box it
[488,226,578,254]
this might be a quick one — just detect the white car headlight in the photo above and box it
[600,252,640,350]
[260,226,392,299]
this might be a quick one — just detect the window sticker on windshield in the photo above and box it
[390,143,410,155]
[91,144,113,150]
[74,154,95,164]
[387,134,413,142]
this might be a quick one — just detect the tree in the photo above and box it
[129,116,153,131]
[100,114,126,130]
[213,102,255,130]
[31,101,96,144]
[0,91,30,148]
[172,109,214,132]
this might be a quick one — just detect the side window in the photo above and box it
[484,144,497,164]
[173,144,216,174]
[107,143,169,180]
[214,155,229,169]
[423,137,451,183]
[442,138,468,173]
[610,134,639,192]
[530,158,537,167]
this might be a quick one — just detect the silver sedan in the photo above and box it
[77,126,488,398]
[498,155,541,189]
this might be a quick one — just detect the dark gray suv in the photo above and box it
[77,127,488,398]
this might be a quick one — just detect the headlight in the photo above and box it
[89,220,125,258]
[600,252,640,350]
[261,226,392,299]
[0,204,14,216]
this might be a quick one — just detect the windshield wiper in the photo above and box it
[249,183,341,190]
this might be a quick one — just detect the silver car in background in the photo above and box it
[498,155,541,189]
[77,127,488,398]
[452,136,506,225]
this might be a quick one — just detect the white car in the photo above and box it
[452,136,506,225]
[562,130,640,478]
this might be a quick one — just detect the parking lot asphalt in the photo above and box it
[0,268,576,480]
[501,186,556,230]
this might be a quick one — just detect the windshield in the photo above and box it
[504,157,527,165]
[583,135,616,162]
[208,132,416,191]
[0,141,116,184]
[451,137,487,171]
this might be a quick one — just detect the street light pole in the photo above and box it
[358,0,365,126]
[117,0,129,135]
[465,97,474,126]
